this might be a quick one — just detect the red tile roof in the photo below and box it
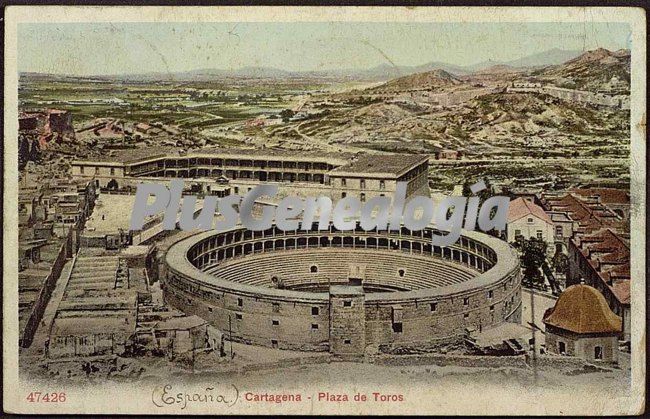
[574,228,630,305]
[542,191,630,307]
[542,193,623,235]
[507,197,553,225]
[610,281,630,305]
[570,187,630,206]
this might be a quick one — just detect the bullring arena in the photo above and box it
[164,223,522,358]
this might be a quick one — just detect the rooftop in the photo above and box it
[543,284,622,334]
[570,187,630,206]
[155,315,207,331]
[329,153,428,177]
[194,147,351,162]
[76,146,177,164]
[507,197,553,225]
[71,147,430,178]
[74,146,353,165]
[51,313,136,336]
[542,193,623,235]
[574,228,630,304]
[120,245,153,257]
[84,194,159,234]
[610,281,630,305]
[548,211,573,223]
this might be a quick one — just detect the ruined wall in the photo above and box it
[20,226,76,348]
[48,333,128,358]
[47,111,75,138]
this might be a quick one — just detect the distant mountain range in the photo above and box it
[20,48,595,82]
[463,48,584,72]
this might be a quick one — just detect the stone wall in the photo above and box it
[373,353,528,368]
[364,277,521,349]
[163,279,330,352]
[48,333,128,358]
[20,226,76,348]
[545,325,619,363]
[163,227,521,354]
[329,287,366,356]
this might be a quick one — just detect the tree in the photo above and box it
[461,177,493,204]
[462,178,498,237]
[279,109,295,122]
[520,237,548,289]
[551,251,569,275]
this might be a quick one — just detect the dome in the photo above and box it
[543,284,622,334]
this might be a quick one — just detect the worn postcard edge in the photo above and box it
[3,5,646,415]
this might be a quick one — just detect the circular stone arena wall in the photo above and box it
[164,224,522,354]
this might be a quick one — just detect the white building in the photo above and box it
[506,197,555,252]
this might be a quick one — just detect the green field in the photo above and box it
[18,76,320,130]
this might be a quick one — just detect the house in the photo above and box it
[543,284,622,363]
[506,197,554,250]
[570,187,630,224]
[568,228,630,340]
[135,122,153,134]
[18,240,47,271]
[547,211,576,255]
[435,149,460,160]
[541,192,623,237]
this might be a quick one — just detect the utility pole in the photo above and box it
[530,288,537,384]
[191,345,195,374]
[229,315,233,359]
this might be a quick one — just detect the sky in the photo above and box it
[18,22,631,75]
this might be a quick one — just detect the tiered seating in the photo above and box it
[204,248,478,292]
[65,255,119,294]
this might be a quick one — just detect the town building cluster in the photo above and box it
[509,77,630,109]
[542,189,630,341]
[18,176,96,347]
[70,147,431,203]
[505,187,631,349]
[19,142,633,367]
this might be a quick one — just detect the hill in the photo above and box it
[536,48,630,92]
[371,69,463,92]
